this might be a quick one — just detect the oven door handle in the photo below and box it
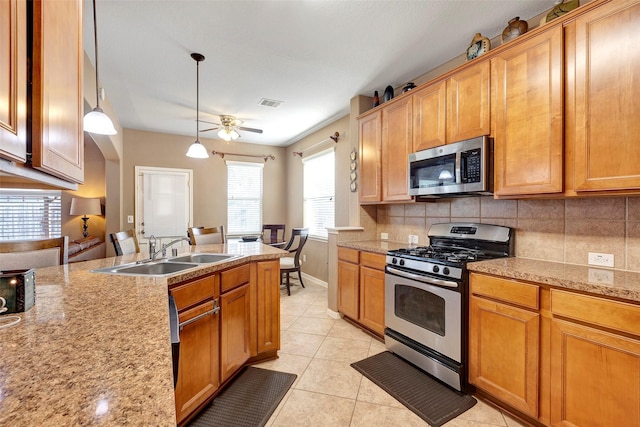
[386,266,459,289]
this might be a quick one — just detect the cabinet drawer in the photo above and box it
[470,273,539,310]
[171,275,218,311]
[338,247,359,264]
[360,251,386,270]
[221,264,251,293]
[551,290,640,337]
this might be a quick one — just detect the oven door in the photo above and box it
[384,266,461,362]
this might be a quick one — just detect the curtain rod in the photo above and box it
[211,151,275,162]
[293,132,339,157]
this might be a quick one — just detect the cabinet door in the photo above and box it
[255,260,280,355]
[31,0,84,183]
[338,259,359,320]
[358,110,382,203]
[174,300,220,424]
[493,25,564,197]
[571,0,640,192]
[220,283,251,382]
[446,60,490,143]
[0,0,27,163]
[412,80,446,152]
[359,265,385,336]
[550,318,640,426]
[469,295,540,418]
[382,97,413,202]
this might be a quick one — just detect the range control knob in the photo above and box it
[443,267,450,275]
[399,259,405,266]
[432,265,439,273]
[392,258,398,264]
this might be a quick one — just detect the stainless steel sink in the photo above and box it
[91,261,198,277]
[168,253,238,264]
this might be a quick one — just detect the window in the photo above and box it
[0,189,62,240]
[227,161,263,235]
[303,148,335,239]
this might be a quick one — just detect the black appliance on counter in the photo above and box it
[384,222,513,392]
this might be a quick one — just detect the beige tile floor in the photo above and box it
[255,280,528,427]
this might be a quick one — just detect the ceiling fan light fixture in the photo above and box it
[186,140,209,158]
[83,107,117,135]
[187,52,209,158]
[218,128,240,141]
[84,0,117,136]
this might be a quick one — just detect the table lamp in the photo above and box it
[70,198,102,238]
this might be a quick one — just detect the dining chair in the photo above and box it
[109,229,140,256]
[280,228,309,296]
[0,236,69,270]
[261,224,286,246]
[188,226,225,245]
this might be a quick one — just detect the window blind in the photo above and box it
[227,161,263,235]
[303,148,335,239]
[0,189,62,240]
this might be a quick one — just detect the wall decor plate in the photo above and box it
[350,150,357,161]
[350,162,357,171]
[350,171,357,181]
[350,182,357,192]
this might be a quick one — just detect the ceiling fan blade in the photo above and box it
[197,119,220,126]
[199,127,219,132]
[237,126,263,134]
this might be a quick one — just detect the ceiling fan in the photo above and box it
[199,115,263,141]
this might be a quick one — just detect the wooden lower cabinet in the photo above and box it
[220,283,252,382]
[255,260,280,355]
[337,247,385,336]
[171,275,220,425]
[358,252,385,336]
[550,290,640,426]
[338,247,359,319]
[469,273,540,418]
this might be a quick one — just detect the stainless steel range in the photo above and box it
[385,222,513,392]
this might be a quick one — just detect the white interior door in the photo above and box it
[135,166,193,251]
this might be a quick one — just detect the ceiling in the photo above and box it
[83,0,557,147]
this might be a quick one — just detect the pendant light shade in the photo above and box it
[83,0,117,135]
[186,53,209,159]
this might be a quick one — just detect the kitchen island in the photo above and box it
[0,242,286,426]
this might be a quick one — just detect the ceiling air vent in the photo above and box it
[258,98,283,108]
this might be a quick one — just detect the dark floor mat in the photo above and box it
[351,351,476,427]
[188,367,296,427]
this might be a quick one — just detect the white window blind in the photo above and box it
[303,148,335,239]
[0,189,62,240]
[227,161,263,235]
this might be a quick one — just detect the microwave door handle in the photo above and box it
[455,151,462,184]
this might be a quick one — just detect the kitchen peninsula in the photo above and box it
[0,242,286,426]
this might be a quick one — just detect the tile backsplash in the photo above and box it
[374,196,640,272]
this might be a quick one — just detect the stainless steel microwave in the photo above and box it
[408,136,493,198]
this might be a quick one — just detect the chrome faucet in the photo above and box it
[148,235,157,259]
[151,237,190,259]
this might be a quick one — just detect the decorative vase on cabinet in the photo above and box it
[501,17,528,44]
[466,33,490,61]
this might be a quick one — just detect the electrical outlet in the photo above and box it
[588,268,614,285]
[302,254,306,263]
[588,252,614,268]
[127,215,134,224]
[380,232,389,240]
[408,235,419,244]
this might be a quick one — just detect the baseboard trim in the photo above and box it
[326,308,342,319]
[300,272,327,288]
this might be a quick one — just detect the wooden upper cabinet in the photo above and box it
[492,25,564,197]
[381,97,413,202]
[0,0,27,163]
[569,0,640,193]
[358,110,382,203]
[31,0,84,184]
[446,60,491,144]
[412,79,446,152]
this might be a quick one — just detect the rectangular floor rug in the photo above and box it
[188,366,296,427]
[351,351,476,427]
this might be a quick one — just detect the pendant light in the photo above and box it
[186,53,209,158]
[83,0,117,135]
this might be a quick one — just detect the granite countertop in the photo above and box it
[468,257,640,303]
[337,240,408,255]
[0,242,286,426]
